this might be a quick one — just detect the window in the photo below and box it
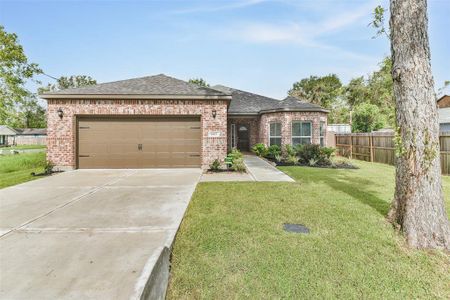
[292,121,312,145]
[269,123,281,146]
[320,122,326,146]
[230,124,237,148]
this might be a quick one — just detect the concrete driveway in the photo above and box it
[0,169,201,299]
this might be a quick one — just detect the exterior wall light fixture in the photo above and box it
[57,108,64,119]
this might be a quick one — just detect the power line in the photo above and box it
[42,72,58,81]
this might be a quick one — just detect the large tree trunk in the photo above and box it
[389,0,450,249]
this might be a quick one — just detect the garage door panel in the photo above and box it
[78,117,201,168]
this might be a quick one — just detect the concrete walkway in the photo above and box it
[0,169,201,300]
[244,155,295,182]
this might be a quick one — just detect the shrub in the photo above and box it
[226,148,246,172]
[266,145,281,159]
[228,148,243,160]
[44,160,54,174]
[209,159,221,171]
[296,144,335,166]
[274,153,282,163]
[286,154,299,165]
[296,144,321,164]
[308,158,317,167]
[284,144,296,157]
[320,147,335,160]
[251,143,267,157]
[231,157,246,172]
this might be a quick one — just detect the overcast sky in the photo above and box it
[1,0,449,99]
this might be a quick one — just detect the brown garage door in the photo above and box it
[77,117,201,168]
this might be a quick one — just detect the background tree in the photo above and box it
[7,96,47,128]
[345,76,369,108]
[188,78,209,87]
[351,103,385,132]
[366,57,395,126]
[288,74,342,109]
[0,25,42,127]
[38,75,97,93]
[389,0,449,249]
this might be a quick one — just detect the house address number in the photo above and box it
[207,131,221,138]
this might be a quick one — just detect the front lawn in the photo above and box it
[168,161,450,299]
[0,152,47,189]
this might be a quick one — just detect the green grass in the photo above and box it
[0,152,47,189]
[3,144,47,150]
[168,161,450,299]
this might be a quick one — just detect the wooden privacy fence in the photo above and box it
[335,132,450,175]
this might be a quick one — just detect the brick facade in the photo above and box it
[226,112,328,152]
[46,99,228,170]
[259,111,328,146]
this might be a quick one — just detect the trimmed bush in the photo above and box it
[209,159,221,171]
[231,157,246,172]
[284,144,296,157]
[226,148,246,172]
[266,145,281,159]
[251,143,267,157]
[296,144,335,166]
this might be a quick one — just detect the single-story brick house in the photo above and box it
[41,74,328,170]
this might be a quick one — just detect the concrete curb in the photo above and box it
[132,247,170,300]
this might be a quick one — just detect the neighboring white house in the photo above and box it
[439,107,450,132]
[0,125,47,146]
[327,124,351,134]
[438,95,450,132]
[0,125,17,146]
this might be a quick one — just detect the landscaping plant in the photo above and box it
[209,159,221,172]
[225,148,246,172]
[231,157,246,172]
[266,145,281,160]
[251,143,267,157]
[296,144,334,166]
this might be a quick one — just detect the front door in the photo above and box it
[237,125,249,151]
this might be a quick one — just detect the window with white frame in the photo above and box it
[291,121,312,145]
[269,123,282,146]
[320,122,325,146]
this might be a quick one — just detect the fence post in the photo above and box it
[350,135,353,159]
[369,134,373,162]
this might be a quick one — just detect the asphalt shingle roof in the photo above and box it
[40,73,326,113]
[212,85,281,114]
[14,128,47,135]
[42,74,230,97]
[211,86,327,114]
[267,96,328,112]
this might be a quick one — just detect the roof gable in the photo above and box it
[212,85,280,114]
[0,125,17,136]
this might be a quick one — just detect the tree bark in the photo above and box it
[389,0,450,249]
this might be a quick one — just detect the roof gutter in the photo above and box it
[40,94,232,100]
[227,112,259,116]
[258,108,330,114]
